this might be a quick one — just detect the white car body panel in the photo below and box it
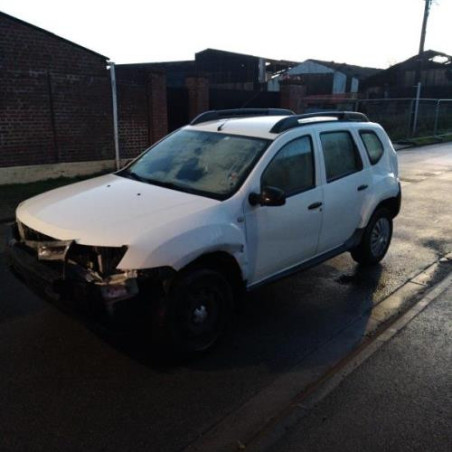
[16,175,219,246]
[14,114,400,292]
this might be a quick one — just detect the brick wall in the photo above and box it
[117,81,150,158]
[147,72,168,144]
[280,80,307,113]
[186,76,209,121]
[116,67,168,158]
[0,13,114,168]
[0,70,56,167]
[0,13,107,76]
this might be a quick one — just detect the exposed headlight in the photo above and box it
[37,241,72,261]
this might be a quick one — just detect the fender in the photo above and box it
[118,221,248,277]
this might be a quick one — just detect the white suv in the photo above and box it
[7,109,401,353]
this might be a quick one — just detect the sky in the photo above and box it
[1,0,451,69]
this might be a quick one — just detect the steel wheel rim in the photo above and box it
[370,217,390,258]
[176,286,222,349]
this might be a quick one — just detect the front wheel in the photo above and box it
[351,208,393,265]
[152,269,233,354]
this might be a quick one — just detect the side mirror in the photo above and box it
[249,186,286,207]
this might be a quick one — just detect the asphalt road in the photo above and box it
[268,283,452,452]
[0,142,451,452]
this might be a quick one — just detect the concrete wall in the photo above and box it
[0,160,118,185]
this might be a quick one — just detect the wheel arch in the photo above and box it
[374,192,401,219]
[181,251,245,297]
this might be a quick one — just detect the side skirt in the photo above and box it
[247,228,364,291]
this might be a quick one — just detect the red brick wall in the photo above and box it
[0,13,114,168]
[186,76,210,121]
[147,72,168,144]
[0,13,107,76]
[280,81,307,114]
[117,81,150,159]
[115,68,169,158]
[0,70,56,167]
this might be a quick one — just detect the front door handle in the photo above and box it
[357,184,368,191]
[308,202,323,210]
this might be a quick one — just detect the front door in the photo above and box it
[244,135,323,286]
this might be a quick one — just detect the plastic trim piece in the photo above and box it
[270,111,370,134]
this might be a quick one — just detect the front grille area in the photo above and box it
[18,222,57,242]
[16,221,127,277]
[68,244,128,276]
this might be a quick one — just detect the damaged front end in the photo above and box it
[6,221,157,317]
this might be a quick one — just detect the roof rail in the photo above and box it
[270,111,369,133]
[190,108,295,125]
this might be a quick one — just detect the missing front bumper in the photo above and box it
[5,223,139,310]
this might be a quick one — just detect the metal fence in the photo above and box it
[354,98,452,141]
[305,97,452,141]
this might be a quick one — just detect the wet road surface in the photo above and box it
[0,142,451,451]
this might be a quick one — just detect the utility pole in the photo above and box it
[418,0,432,54]
[413,0,433,136]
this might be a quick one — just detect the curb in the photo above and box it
[245,269,452,452]
[184,256,452,452]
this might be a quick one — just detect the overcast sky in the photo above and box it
[1,0,450,68]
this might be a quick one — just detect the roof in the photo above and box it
[196,48,299,66]
[363,50,452,87]
[307,59,381,79]
[0,11,109,60]
[390,50,452,70]
[188,116,286,140]
[187,111,371,139]
[117,60,194,69]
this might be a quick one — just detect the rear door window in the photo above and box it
[320,131,363,182]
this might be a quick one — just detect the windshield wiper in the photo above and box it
[147,179,178,190]
[120,170,178,190]
[120,169,148,183]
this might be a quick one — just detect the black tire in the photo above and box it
[351,208,393,265]
[152,269,233,354]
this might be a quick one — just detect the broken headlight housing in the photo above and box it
[67,244,128,277]
[17,221,129,277]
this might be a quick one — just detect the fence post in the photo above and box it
[433,100,441,137]
[411,82,422,136]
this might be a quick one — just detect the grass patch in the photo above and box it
[395,133,452,148]
[0,170,112,215]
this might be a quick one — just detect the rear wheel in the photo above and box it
[153,269,233,354]
[351,208,393,265]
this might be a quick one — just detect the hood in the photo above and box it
[16,174,219,246]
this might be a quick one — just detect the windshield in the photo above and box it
[119,130,270,199]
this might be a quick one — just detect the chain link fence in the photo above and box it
[353,98,452,141]
[304,98,452,142]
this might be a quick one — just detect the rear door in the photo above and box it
[316,130,372,253]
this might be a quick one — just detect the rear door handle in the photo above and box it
[308,202,322,210]
[357,184,368,191]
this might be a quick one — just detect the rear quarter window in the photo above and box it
[360,131,384,165]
